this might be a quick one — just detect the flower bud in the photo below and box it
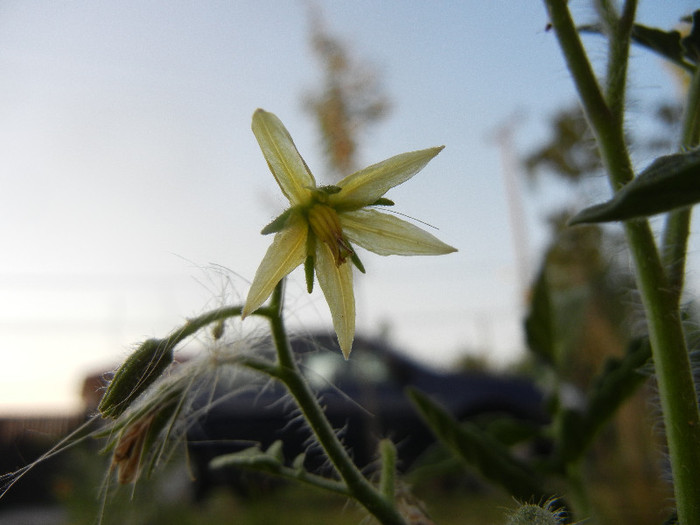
[98,338,174,419]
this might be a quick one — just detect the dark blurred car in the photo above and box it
[186,332,546,497]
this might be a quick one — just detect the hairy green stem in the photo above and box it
[681,65,700,148]
[163,305,243,347]
[544,1,700,523]
[260,280,406,525]
[662,66,700,299]
[606,0,636,118]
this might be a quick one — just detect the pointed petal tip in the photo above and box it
[240,300,253,320]
[251,108,266,126]
[340,338,353,360]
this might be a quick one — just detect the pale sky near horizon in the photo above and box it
[1,1,698,413]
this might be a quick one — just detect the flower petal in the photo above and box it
[242,214,308,317]
[331,146,444,211]
[252,109,316,206]
[315,243,355,359]
[340,209,457,256]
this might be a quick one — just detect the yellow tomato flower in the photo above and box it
[242,109,457,358]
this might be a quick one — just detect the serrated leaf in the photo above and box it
[407,388,547,502]
[569,149,700,225]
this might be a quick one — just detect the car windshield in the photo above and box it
[302,350,391,389]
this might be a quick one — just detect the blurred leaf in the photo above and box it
[210,441,284,473]
[579,16,697,73]
[681,11,700,64]
[525,269,556,365]
[569,149,700,225]
[407,388,547,502]
[523,107,601,182]
[557,338,652,463]
[480,417,544,447]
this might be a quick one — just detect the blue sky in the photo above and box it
[0,1,697,412]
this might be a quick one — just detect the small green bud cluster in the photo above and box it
[506,501,568,525]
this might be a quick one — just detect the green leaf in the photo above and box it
[579,21,696,73]
[209,441,285,473]
[681,11,700,64]
[524,269,556,365]
[407,388,547,502]
[569,149,700,225]
[630,23,694,72]
[558,338,652,463]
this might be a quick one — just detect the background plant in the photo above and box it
[3,3,700,525]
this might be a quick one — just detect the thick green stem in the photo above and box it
[261,280,406,525]
[544,1,700,523]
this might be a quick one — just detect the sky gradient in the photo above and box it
[1,1,697,412]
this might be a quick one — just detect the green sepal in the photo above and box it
[371,197,395,206]
[98,338,174,419]
[316,184,342,195]
[261,208,294,235]
[141,392,185,479]
[292,453,306,472]
[350,252,366,274]
[304,255,315,293]
[569,149,700,225]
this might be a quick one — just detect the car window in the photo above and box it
[303,350,391,389]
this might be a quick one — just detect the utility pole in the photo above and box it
[491,115,531,305]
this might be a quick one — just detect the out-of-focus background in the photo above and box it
[1,0,695,413]
[0,1,697,523]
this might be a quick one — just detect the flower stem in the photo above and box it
[544,1,700,522]
[163,305,243,347]
[260,280,406,525]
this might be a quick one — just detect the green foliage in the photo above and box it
[524,269,557,366]
[210,441,286,473]
[407,388,547,504]
[579,10,700,73]
[569,149,700,224]
[556,338,651,464]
